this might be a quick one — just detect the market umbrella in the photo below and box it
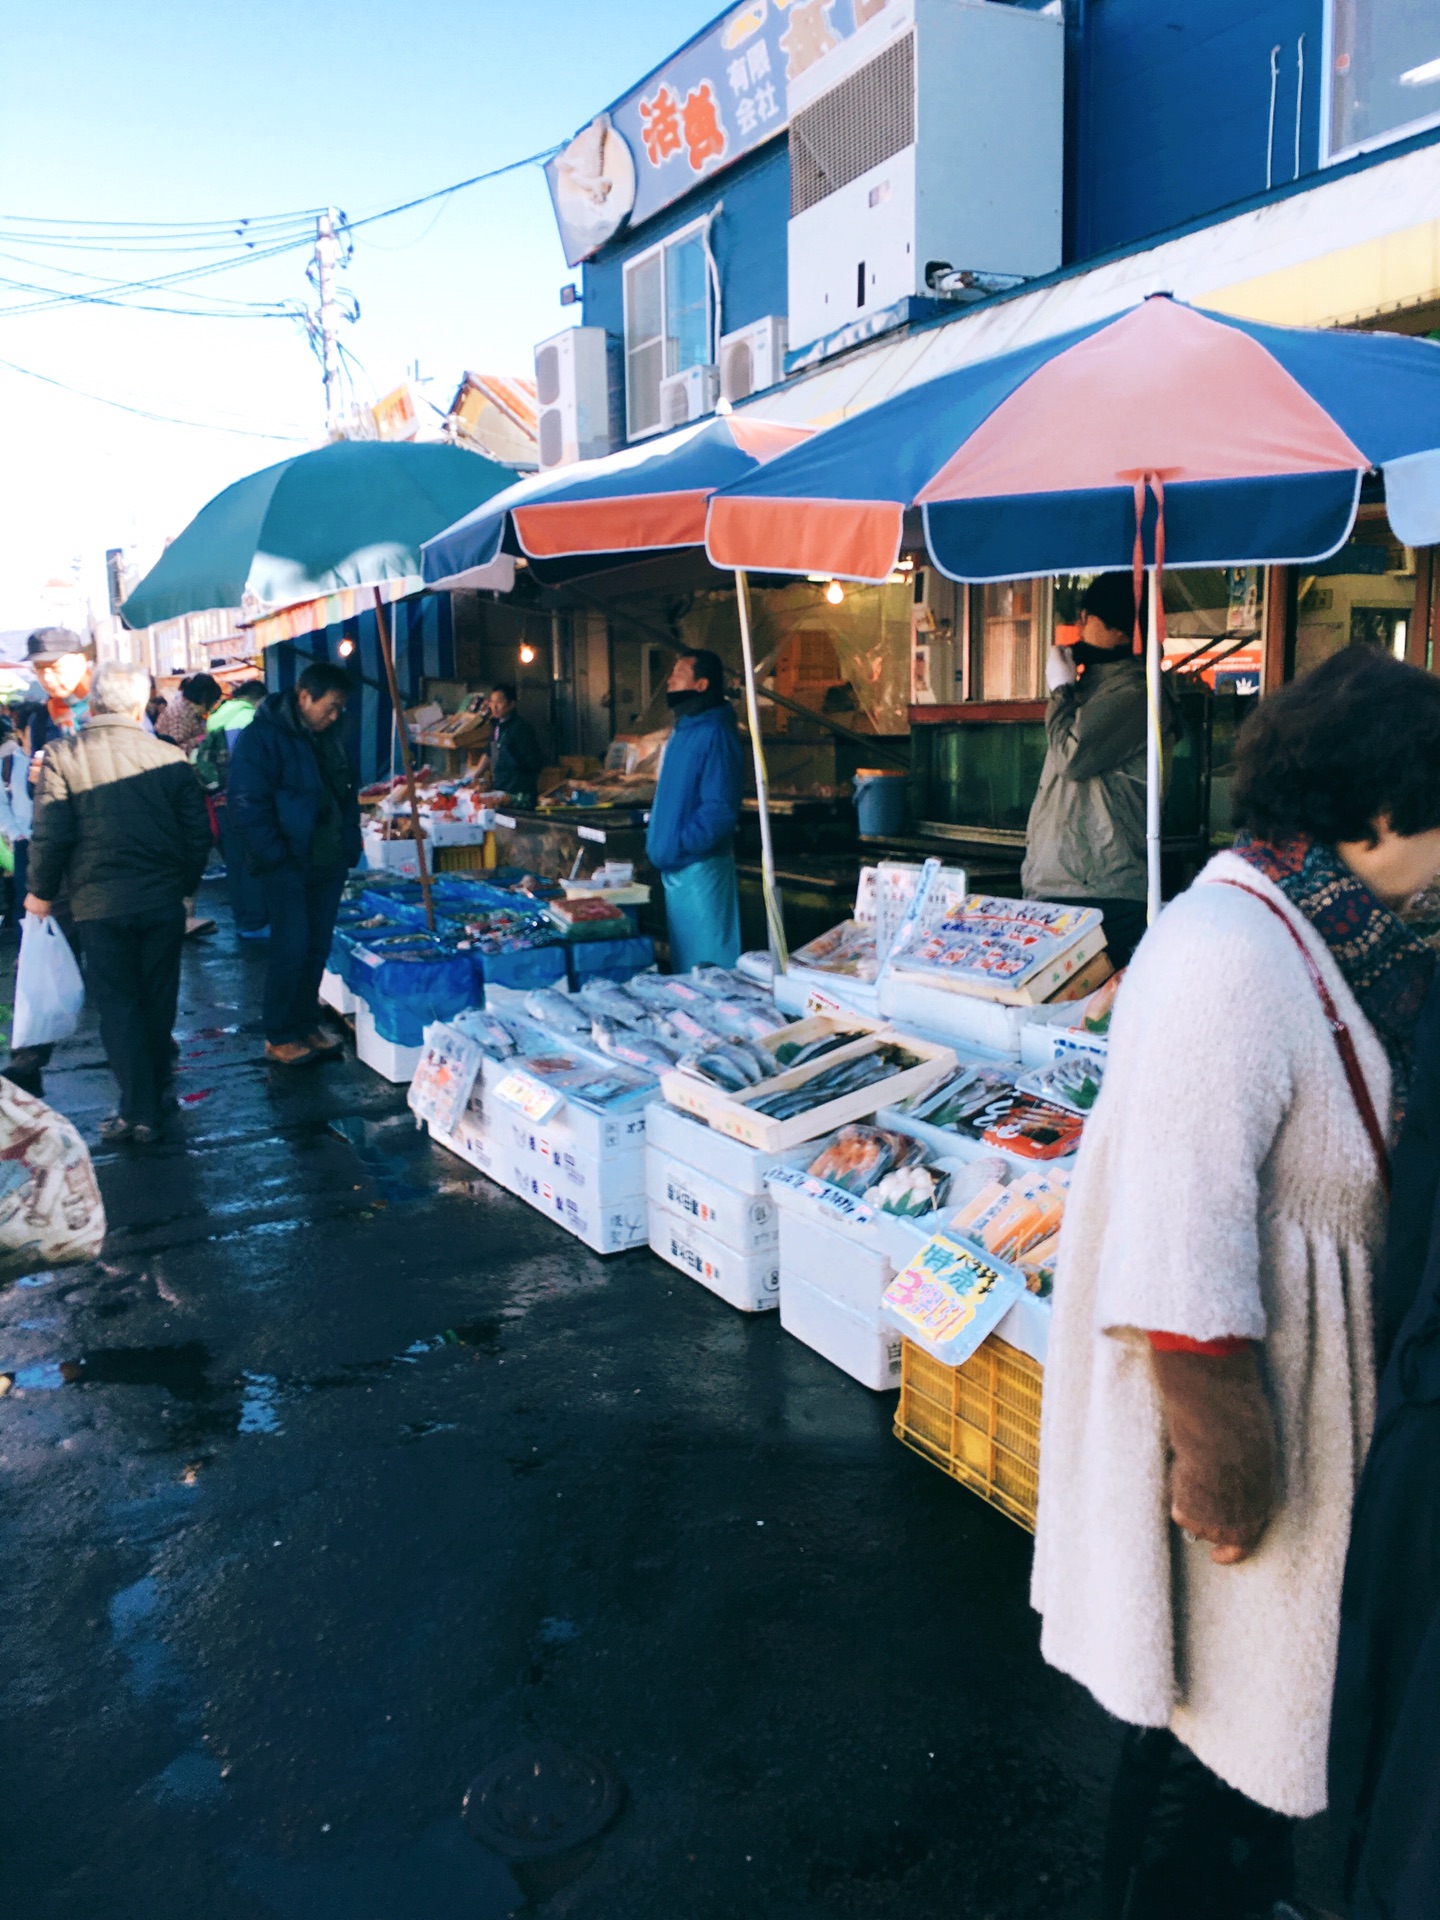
[121,439,518,629]
[707,294,1440,922]
[423,410,813,965]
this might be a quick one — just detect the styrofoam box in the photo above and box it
[491,1110,647,1210]
[879,972,1046,1060]
[320,967,357,1016]
[774,967,881,1022]
[362,830,427,877]
[780,1267,903,1392]
[502,1150,648,1254]
[355,1003,423,1082]
[645,1146,779,1254]
[993,1290,1050,1366]
[648,1202,780,1313]
[1018,1003,1110,1069]
[775,1203,925,1318]
[479,1055,649,1160]
[429,1108,507,1182]
[644,1101,788,1196]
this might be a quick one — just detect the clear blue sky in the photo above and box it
[0,0,723,625]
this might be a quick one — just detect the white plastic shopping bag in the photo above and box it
[12,913,84,1051]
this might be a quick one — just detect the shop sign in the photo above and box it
[547,0,894,264]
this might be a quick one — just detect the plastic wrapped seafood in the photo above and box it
[523,988,590,1036]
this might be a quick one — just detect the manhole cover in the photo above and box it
[462,1742,623,1862]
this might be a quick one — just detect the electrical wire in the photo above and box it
[336,146,562,236]
[0,352,310,440]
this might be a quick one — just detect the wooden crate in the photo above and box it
[659,1021,952,1152]
[895,1336,1043,1532]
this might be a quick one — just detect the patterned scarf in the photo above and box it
[1233,831,1436,1126]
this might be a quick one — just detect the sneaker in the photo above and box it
[306,1028,344,1055]
[264,1041,319,1067]
[184,916,217,939]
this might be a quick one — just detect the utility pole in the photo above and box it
[314,208,344,438]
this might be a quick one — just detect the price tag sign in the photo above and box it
[577,825,607,844]
[493,1072,563,1124]
[803,986,844,1018]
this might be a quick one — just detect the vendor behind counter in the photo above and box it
[645,648,743,972]
[485,683,543,809]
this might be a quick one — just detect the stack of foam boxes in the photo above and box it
[430,1053,648,1256]
[644,1104,781,1313]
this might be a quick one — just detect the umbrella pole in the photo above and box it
[734,569,788,971]
[1145,564,1162,925]
[372,586,436,932]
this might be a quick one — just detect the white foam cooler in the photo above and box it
[320,967,356,1016]
[647,1203,780,1313]
[355,1003,423,1082]
[779,1268,904,1391]
[644,1147,778,1254]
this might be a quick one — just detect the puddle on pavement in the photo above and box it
[109,1574,183,1695]
[152,1745,225,1804]
[234,1819,523,1920]
[238,1372,282,1433]
[328,1113,438,1206]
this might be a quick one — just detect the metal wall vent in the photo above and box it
[789,33,916,218]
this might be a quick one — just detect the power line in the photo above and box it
[337,146,561,237]
[0,352,310,440]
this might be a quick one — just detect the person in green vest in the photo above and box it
[196,680,268,939]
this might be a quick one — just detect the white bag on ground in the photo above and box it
[0,1076,105,1265]
[12,913,84,1050]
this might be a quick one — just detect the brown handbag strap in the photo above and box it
[1211,877,1391,1196]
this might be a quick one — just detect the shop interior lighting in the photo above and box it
[518,641,537,665]
[1400,55,1440,85]
[897,556,916,571]
[824,580,846,606]
[336,638,355,657]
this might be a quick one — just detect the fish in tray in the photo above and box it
[452,1009,522,1059]
[523,988,591,1036]
[748,1044,921,1121]
[576,979,650,1028]
[680,1039,779,1091]
[772,1027,867,1071]
[705,997,790,1042]
[591,1017,681,1072]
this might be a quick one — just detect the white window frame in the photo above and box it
[1321,0,1440,165]
[622,217,714,441]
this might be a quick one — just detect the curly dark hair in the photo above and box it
[1232,647,1440,845]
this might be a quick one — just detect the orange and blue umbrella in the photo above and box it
[706,295,1440,584]
[421,411,810,584]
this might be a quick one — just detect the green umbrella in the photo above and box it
[121,439,518,628]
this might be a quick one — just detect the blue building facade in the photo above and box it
[553,0,1440,451]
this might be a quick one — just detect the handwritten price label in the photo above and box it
[493,1073,563,1124]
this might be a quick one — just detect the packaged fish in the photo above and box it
[863,1163,946,1217]
[980,1093,1084,1161]
[806,1125,897,1194]
[523,988,590,1036]
[1016,1054,1105,1115]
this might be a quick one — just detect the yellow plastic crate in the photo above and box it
[895,1335,1043,1532]
[435,838,496,872]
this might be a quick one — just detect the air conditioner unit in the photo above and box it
[786,0,1063,353]
[534,325,613,470]
[719,317,789,403]
[659,363,719,430]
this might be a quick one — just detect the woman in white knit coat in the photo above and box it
[1032,648,1440,1917]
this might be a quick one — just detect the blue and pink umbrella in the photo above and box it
[421,410,811,584]
[706,295,1440,924]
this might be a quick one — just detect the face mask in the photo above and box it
[1068,639,1128,669]
[667,688,706,714]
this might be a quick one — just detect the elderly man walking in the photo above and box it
[26,662,211,1144]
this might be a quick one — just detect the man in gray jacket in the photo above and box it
[26,662,211,1143]
[1022,572,1177,968]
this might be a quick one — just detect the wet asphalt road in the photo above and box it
[1,889,1122,1919]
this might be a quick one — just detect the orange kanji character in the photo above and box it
[682,81,728,172]
[639,84,683,167]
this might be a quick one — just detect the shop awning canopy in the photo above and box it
[705,295,1440,583]
[421,412,812,585]
[122,439,518,630]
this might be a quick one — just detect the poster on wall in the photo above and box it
[546,0,893,265]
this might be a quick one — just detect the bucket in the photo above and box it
[853,768,908,838]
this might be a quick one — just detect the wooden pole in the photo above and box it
[372,586,436,932]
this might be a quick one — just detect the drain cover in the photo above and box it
[462,1743,623,1862]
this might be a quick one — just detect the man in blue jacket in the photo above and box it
[645,649,743,973]
[228,661,360,1066]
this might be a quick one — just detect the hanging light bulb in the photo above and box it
[824,580,845,607]
[518,641,537,665]
[336,638,355,658]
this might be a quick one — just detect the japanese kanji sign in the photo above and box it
[547,0,889,264]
